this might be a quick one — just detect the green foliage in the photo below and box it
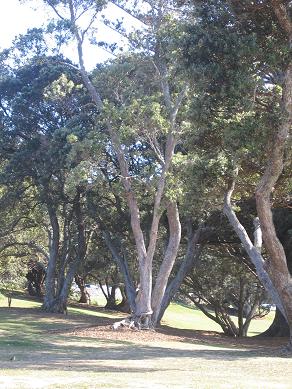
[43,73,78,100]
[177,0,291,208]
[0,258,27,293]
[182,246,269,336]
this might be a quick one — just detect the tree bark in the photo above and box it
[104,283,118,310]
[259,212,292,337]
[116,285,131,313]
[43,189,87,313]
[42,199,59,311]
[152,202,181,325]
[255,82,292,350]
[259,308,290,337]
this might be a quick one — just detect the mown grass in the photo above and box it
[0,296,290,389]
[162,302,275,336]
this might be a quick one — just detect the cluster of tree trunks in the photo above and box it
[26,260,46,298]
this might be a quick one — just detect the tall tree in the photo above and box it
[0,54,99,312]
[181,0,292,349]
[36,0,189,327]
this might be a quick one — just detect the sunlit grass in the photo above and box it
[162,302,274,336]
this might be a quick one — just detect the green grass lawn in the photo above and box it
[0,295,290,389]
[162,302,275,336]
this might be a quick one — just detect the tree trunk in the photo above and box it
[237,278,245,336]
[42,200,59,311]
[75,275,89,304]
[43,189,87,313]
[156,224,204,324]
[104,280,118,310]
[240,299,259,338]
[152,202,181,325]
[260,217,292,338]
[79,287,89,304]
[44,297,67,314]
[116,286,131,313]
[26,261,46,298]
[102,230,136,312]
[259,308,290,337]
[254,5,292,347]
[223,180,287,318]
[67,0,187,328]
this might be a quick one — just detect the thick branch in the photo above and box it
[223,178,286,319]
[253,217,262,253]
[107,127,147,262]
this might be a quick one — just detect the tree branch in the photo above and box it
[223,174,287,319]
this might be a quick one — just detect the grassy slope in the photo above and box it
[0,296,290,389]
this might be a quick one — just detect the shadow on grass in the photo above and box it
[158,324,288,350]
[0,306,119,327]
[0,332,289,373]
[0,306,290,372]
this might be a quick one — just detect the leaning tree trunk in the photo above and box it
[223,181,287,318]
[155,223,204,324]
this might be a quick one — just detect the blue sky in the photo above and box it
[0,0,140,69]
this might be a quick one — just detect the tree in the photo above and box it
[181,0,292,349]
[35,0,189,327]
[0,54,99,312]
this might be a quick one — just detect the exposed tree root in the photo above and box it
[112,313,153,331]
